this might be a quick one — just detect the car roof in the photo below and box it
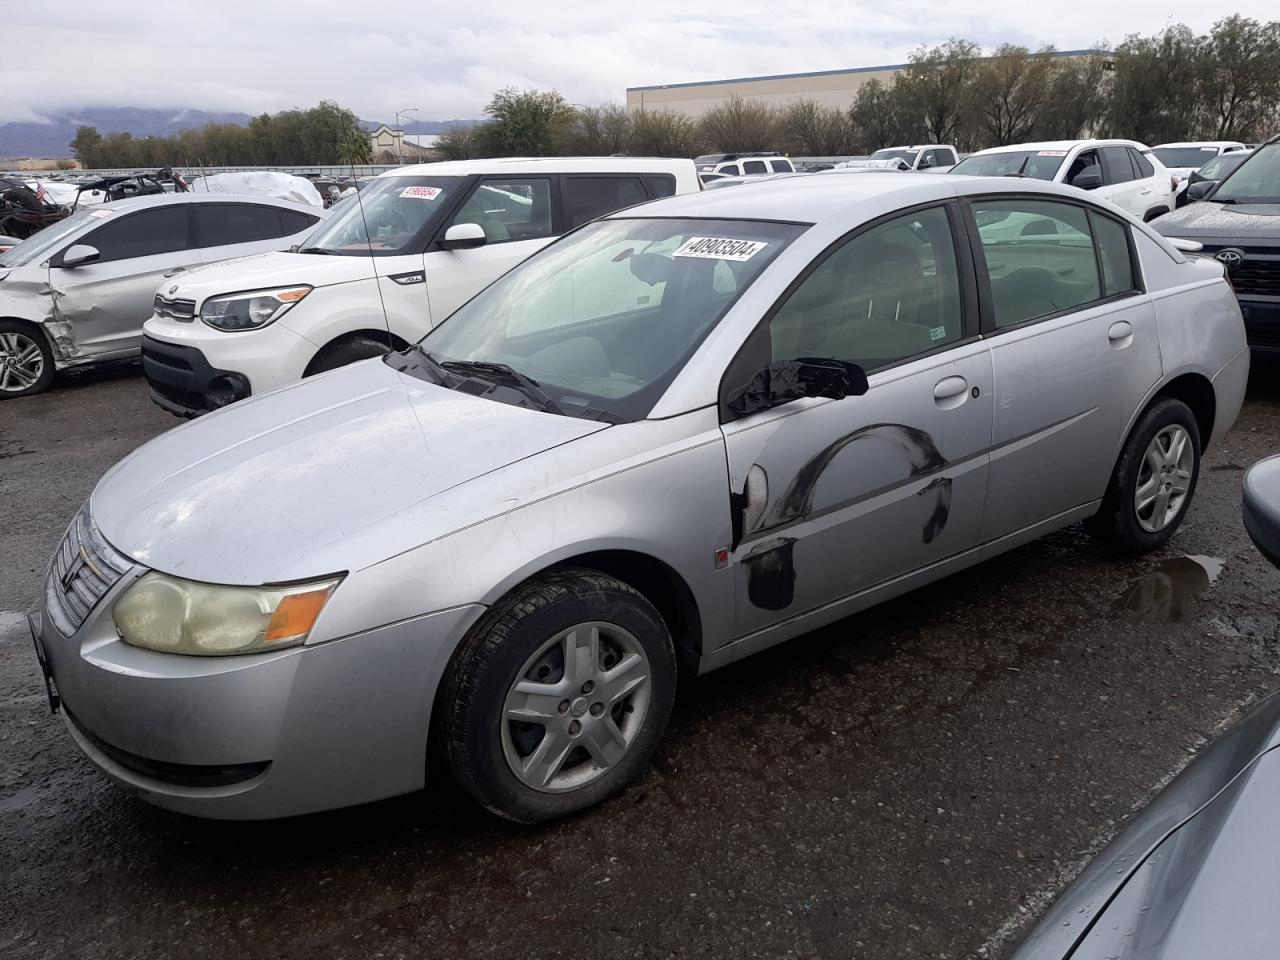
[969,139,1151,156]
[1153,140,1245,149]
[608,170,1105,225]
[388,157,696,177]
[82,192,322,214]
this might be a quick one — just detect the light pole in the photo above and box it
[394,107,419,165]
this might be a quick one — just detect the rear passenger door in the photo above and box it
[719,203,993,639]
[562,175,649,229]
[194,202,322,266]
[965,195,1161,542]
[1096,146,1144,216]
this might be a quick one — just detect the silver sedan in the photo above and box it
[32,172,1248,821]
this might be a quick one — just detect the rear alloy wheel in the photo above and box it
[0,323,54,398]
[1087,397,1201,553]
[440,569,676,823]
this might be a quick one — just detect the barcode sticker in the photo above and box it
[673,237,768,261]
[400,186,442,200]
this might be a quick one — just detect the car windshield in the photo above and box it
[870,149,919,164]
[402,217,805,422]
[1152,146,1222,168]
[0,210,93,268]
[950,150,1066,180]
[297,175,461,256]
[1198,153,1248,180]
[1211,144,1280,203]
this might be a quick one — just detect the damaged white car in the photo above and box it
[0,193,325,398]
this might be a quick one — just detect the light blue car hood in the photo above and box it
[91,359,608,585]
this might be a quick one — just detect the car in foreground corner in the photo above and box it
[31,173,1246,821]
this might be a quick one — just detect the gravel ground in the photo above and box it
[2,358,1278,960]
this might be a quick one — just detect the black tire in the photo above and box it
[305,335,393,376]
[1086,397,1201,553]
[0,320,55,399]
[439,568,677,824]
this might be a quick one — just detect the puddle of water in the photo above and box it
[1115,556,1224,624]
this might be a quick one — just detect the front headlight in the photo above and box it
[112,572,341,656]
[200,286,311,331]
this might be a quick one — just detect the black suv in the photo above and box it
[1154,135,1280,352]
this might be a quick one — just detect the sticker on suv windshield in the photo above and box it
[400,185,442,200]
[673,237,768,261]
[1037,150,1068,157]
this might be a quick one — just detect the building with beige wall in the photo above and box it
[626,50,1105,118]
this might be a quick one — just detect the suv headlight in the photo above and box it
[200,286,312,331]
[112,572,341,656]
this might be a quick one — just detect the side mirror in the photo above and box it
[917,157,933,170]
[440,222,487,251]
[1186,180,1215,202]
[60,244,100,268]
[1070,170,1102,191]
[794,357,869,400]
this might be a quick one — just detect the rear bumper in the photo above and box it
[141,335,249,417]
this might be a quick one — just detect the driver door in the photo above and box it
[719,204,993,640]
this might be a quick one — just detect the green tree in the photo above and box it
[1107,25,1203,143]
[894,39,982,147]
[1032,51,1111,141]
[1197,15,1280,140]
[436,124,484,160]
[70,126,103,167]
[969,45,1057,146]
[477,88,575,156]
[848,79,918,151]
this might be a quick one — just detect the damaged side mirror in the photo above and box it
[60,244,100,268]
[726,357,869,418]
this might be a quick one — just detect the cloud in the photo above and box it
[3,0,1277,124]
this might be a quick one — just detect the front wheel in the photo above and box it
[1086,397,1201,553]
[0,321,55,398]
[439,569,677,823]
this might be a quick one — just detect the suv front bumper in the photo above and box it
[141,336,250,417]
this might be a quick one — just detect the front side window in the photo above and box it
[950,150,1065,181]
[769,159,793,173]
[563,176,648,229]
[298,175,461,256]
[765,206,963,371]
[1211,143,1280,203]
[972,199,1106,328]
[1100,147,1136,184]
[195,204,288,247]
[717,163,740,176]
[449,179,553,243]
[410,218,803,421]
[742,160,769,175]
[1065,150,1102,187]
[870,148,920,166]
[84,206,189,263]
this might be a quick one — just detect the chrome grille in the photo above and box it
[153,294,197,322]
[44,504,134,637]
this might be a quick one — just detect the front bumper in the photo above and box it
[1237,296,1280,353]
[141,335,249,417]
[36,556,484,819]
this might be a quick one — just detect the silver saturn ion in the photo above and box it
[32,173,1248,822]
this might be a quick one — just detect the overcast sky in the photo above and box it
[4,2,1277,125]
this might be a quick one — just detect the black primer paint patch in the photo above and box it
[743,537,798,611]
[916,475,952,544]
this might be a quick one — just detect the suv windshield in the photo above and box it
[950,150,1065,180]
[399,217,805,421]
[297,175,461,256]
[0,210,93,268]
[1212,144,1280,204]
[1198,153,1248,180]
[1152,146,1222,168]
[870,149,919,164]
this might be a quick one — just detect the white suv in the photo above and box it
[141,157,698,415]
[950,140,1177,221]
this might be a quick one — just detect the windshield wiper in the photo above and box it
[1213,197,1240,205]
[296,246,338,255]
[440,359,564,415]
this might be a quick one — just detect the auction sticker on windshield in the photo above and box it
[1038,151,1068,157]
[400,186,443,200]
[674,237,768,261]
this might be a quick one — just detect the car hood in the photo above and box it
[91,358,609,585]
[1152,200,1280,244]
[163,250,378,306]
[1010,691,1280,960]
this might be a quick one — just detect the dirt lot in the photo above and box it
[2,359,1278,960]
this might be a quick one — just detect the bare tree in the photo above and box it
[630,110,705,157]
[970,45,1057,145]
[1107,26,1204,143]
[781,99,853,155]
[698,95,782,152]
[894,39,982,146]
[1032,51,1112,141]
[1198,15,1280,140]
[848,79,919,151]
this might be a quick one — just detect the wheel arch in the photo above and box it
[1151,372,1216,452]
[1143,206,1170,223]
[304,328,409,376]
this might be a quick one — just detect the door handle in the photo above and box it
[933,375,968,409]
[1140,188,1153,195]
[1108,320,1133,346]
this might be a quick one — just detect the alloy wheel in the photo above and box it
[501,621,652,793]
[1135,424,1194,533]
[0,331,44,393]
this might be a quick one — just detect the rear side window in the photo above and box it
[1130,149,1155,178]
[195,204,289,247]
[280,209,322,235]
[563,176,648,229]
[742,160,769,174]
[769,159,793,173]
[1089,211,1137,296]
[83,207,190,263]
[644,174,677,199]
[1100,147,1136,184]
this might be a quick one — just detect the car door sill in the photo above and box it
[700,500,1100,674]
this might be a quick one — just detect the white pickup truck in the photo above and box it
[838,145,960,172]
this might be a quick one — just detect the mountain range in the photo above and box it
[0,108,473,159]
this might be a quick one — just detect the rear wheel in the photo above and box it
[0,321,54,398]
[439,569,677,823]
[306,335,394,376]
[1087,397,1200,553]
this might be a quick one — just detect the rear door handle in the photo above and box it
[1108,320,1133,346]
[933,375,968,409]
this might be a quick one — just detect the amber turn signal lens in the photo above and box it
[265,588,332,644]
